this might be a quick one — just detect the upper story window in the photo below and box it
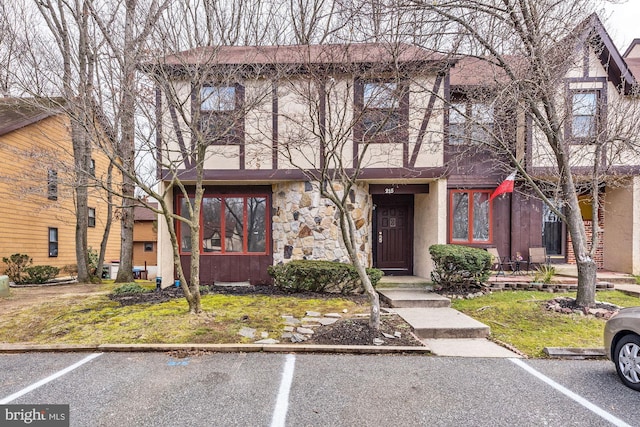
[89,159,96,176]
[571,92,598,140]
[448,102,494,145]
[88,208,96,227]
[198,84,243,144]
[355,79,407,143]
[449,189,492,244]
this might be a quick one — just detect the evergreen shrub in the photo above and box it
[267,260,383,294]
[429,244,492,288]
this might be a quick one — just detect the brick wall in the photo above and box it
[566,208,604,269]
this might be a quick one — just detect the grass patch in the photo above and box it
[451,290,640,357]
[0,291,365,345]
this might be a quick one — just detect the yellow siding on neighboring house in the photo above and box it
[0,114,121,273]
[133,221,157,267]
[133,242,157,267]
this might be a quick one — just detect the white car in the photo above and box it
[604,306,640,391]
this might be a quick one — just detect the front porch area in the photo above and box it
[377,264,638,294]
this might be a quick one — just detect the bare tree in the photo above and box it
[266,41,448,329]
[33,0,100,283]
[82,0,171,283]
[404,0,640,306]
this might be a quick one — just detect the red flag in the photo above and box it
[489,171,517,201]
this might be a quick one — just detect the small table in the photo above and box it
[510,259,525,275]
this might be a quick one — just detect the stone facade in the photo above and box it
[271,181,372,266]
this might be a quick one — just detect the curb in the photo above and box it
[543,347,606,359]
[0,343,431,355]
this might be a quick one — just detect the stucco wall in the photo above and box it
[603,177,640,274]
[157,184,175,288]
[413,179,447,279]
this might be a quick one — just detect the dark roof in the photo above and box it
[450,56,523,87]
[623,39,640,79]
[0,98,65,137]
[622,39,640,58]
[134,202,158,221]
[449,14,637,94]
[578,14,636,93]
[161,43,449,67]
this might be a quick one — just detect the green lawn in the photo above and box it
[2,282,638,358]
[0,283,365,345]
[451,290,640,357]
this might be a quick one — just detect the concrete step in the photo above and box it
[377,289,450,308]
[377,276,432,289]
[394,307,490,339]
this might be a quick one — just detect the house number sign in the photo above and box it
[384,187,395,194]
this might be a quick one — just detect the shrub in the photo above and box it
[267,260,383,294]
[87,247,99,275]
[112,282,149,295]
[2,253,33,284]
[24,265,60,284]
[429,244,492,289]
[532,265,556,284]
[63,264,78,279]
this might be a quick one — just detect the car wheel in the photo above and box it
[613,334,640,391]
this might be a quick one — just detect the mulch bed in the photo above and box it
[543,296,620,319]
[305,315,423,347]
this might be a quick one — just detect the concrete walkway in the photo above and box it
[377,279,522,358]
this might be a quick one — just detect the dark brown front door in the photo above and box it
[373,195,413,275]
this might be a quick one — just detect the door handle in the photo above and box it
[378,231,383,243]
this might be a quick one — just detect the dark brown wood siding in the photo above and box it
[180,254,273,285]
[446,181,543,263]
[509,190,543,259]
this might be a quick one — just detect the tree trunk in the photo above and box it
[72,120,90,283]
[96,162,114,282]
[115,175,135,283]
[162,199,201,314]
[575,258,597,306]
[562,175,597,307]
[114,0,138,283]
[337,199,380,330]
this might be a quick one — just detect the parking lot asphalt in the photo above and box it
[0,352,637,427]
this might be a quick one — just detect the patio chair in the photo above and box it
[527,247,551,272]
[487,247,507,276]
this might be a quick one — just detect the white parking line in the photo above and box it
[271,354,296,427]
[510,358,632,427]
[0,353,103,404]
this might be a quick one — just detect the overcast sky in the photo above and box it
[602,1,639,51]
